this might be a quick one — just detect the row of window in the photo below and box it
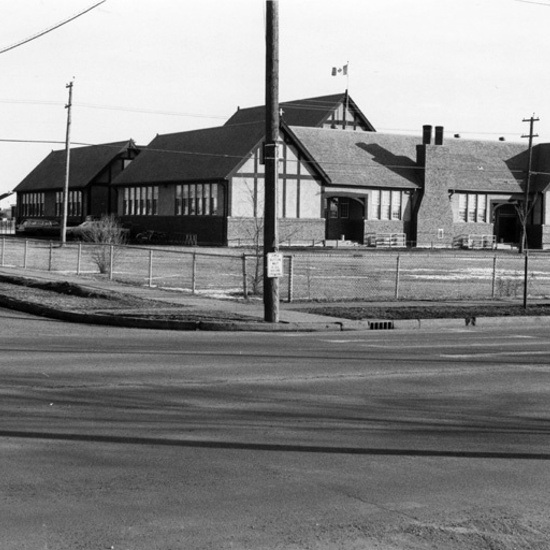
[457,193,487,223]
[19,193,45,217]
[327,190,410,221]
[122,186,159,216]
[19,188,491,224]
[175,183,223,216]
[55,191,82,217]
[371,190,406,221]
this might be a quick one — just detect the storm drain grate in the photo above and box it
[368,320,395,330]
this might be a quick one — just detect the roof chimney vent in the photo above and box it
[435,126,444,145]
[422,125,433,145]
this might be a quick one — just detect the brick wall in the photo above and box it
[415,144,456,247]
[227,217,325,247]
[540,225,550,249]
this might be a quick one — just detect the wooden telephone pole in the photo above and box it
[264,0,280,322]
[521,115,539,308]
[60,80,74,246]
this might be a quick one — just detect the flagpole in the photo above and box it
[344,61,349,129]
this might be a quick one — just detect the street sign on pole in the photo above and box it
[267,252,283,278]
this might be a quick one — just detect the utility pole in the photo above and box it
[60,79,74,246]
[521,115,539,308]
[264,0,280,323]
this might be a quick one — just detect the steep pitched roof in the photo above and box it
[113,123,266,185]
[224,93,376,131]
[425,139,528,193]
[289,126,421,189]
[15,140,136,192]
[531,143,550,193]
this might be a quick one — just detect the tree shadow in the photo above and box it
[1,430,549,460]
[355,143,420,185]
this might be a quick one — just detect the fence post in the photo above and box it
[109,245,114,280]
[288,255,294,303]
[24,239,28,269]
[491,255,497,299]
[192,251,197,294]
[77,243,82,275]
[242,253,248,299]
[1,236,4,267]
[394,254,401,300]
[148,249,154,288]
[48,241,53,271]
[523,252,529,309]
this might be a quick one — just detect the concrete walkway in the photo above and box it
[1,267,549,332]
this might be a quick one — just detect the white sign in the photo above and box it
[267,252,283,278]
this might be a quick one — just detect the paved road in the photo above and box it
[1,309,549,549]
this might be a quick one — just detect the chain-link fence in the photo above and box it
[1,237,549,303]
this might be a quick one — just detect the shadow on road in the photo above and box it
[1,429,549,460]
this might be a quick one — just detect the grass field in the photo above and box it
[1,237,549,303]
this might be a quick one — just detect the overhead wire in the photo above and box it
[0,95,531,136]
[0,137,541,176]
[0,0,106,56]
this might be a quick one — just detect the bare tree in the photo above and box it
[82,215,128,275]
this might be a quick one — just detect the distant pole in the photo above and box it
[60,80,74,246]
[520,115,538,253]
[264,0,280,323]
[521,115,539,308]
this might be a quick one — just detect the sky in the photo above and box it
[2,0,550,205]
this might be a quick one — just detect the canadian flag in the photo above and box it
[331,64,348,76]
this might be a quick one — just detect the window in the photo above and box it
[371,190,403,220]
[326,197,350,219]
[175,183,224,216]
[123,186,158,216]
[55,190,82,217]
[338,198,349,219]
[20,192,45,217]
[457,193,487,223]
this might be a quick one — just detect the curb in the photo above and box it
[0,295,346,332]
[1,272,550,332]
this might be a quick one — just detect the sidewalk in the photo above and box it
[1,267,549,332]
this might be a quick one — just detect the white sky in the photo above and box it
[1,0,550,204]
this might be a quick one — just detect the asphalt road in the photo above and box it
[1,309,549,549]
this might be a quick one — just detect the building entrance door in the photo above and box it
[494,204,519,245]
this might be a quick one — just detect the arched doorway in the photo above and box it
[494,203,519,245]
[325,196,365,242]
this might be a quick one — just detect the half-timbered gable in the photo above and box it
[225,93,375,132]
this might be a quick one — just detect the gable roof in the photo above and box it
[113,123,266,185]
[289,126,421,189]
[15,140,136,192]
[423,138,528,193]
[224,93,376,131]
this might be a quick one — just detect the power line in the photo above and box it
[0,96,535,137]
[0,0,106,56]
[1,137,538,178]
[76,102,228,120]
[515,0,550,6]
[0,98,228,121]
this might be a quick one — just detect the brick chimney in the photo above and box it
[435,126,444,145]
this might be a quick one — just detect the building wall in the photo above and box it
[120,214,225,245]
[415,144,456,247]
[364,220,410,238]
[230,140,323,220]
[226,217,325,247]
[540,225,550,249]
